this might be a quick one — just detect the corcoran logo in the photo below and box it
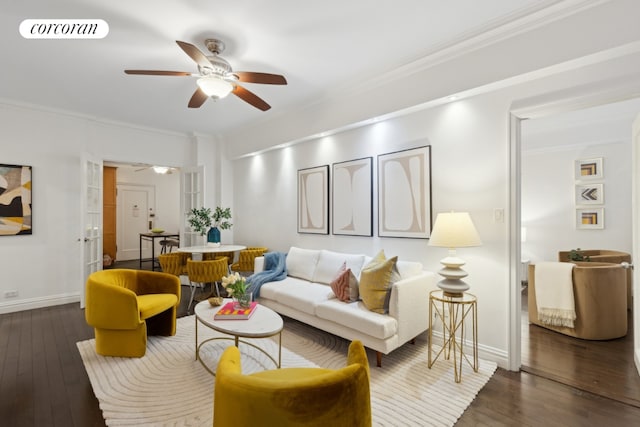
[19,19,109,39]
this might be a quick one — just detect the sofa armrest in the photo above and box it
[388,271,438,344]
[254,256,266,273]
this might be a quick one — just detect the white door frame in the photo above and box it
[632,114,640,375]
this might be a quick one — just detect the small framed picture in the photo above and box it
[575,183,604,205]
[576,208,604,229]
[575,157,603,180]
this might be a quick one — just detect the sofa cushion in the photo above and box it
[260,278,335,315]
[315,300,398,340]
[330,263,358,302]
[286,247,320,281]
[312,250,365,285]
[359,253,399,314]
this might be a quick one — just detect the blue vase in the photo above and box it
[207,227,221,244]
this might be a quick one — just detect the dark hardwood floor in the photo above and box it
[521,285,640,408]
[1,264,640,426]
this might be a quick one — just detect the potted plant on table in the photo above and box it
[221,272,252,309]
[567,248,591,262]
[188,206,233,246]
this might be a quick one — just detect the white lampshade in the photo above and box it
[429,212,481,249]
[196,77,233,98]
[429,211,481,296]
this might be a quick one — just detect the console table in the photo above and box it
[428,290,478,383]
[139,232,180,271]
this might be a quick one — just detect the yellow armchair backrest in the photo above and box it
[213,340,371,427]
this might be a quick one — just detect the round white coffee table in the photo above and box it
[194,299,283,375]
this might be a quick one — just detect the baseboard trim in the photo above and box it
[0,293,80,314]
[429,330,508,369]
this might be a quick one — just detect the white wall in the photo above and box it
[521,99,639,262]
[232,92,514,363]
[522,141,632,263]
[0,103,191,313]
[230,70,640,369]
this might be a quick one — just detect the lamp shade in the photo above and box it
[196,77,233,98]
[428,212,481,248]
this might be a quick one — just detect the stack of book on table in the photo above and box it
[214,302,258,320]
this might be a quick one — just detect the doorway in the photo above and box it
[517,97,640,405]
[117,184,155,261]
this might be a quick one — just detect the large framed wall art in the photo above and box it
[332,157,373,236]
[297,165,329,234]
[377,146,432,238]
[0,163,32,235]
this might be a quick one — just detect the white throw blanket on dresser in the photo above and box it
[534,261,576,328]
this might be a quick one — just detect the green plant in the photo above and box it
[567,248,591,262]
[188,206,233,236]
[212,206,233,230]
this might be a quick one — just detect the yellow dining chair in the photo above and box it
[213,340,372,427]
[186,258,228,311]
[158,252,189,277]
[203,250,234,264]
[230,247,268,274]
[85,269,180,357]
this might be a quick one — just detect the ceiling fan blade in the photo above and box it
[188,88,209,108]
[125,70,192,76]
[235,72,287,85]
[232,85,271,111]
[176,40,212,69]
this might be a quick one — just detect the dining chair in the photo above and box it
[158,252,189,276]
[230,247,268,274]
[186,258,229,311]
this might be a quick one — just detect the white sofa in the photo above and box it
[255,246,437,366]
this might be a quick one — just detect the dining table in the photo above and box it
[177,244,247,261]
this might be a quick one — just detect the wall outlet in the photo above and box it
[493,208,505,223]
[4,290,18,298]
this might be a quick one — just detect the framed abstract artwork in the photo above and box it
[575,183,604,205]
[0,163,32,235]
[298,165,329,234]
[377,146,432,238]
[576,208,604,229]
[332,157,373,236]
[575,157,603,180]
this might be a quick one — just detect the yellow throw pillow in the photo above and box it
[359,255,398,314]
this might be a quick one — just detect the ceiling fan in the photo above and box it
[134,165,177,174]
[125,39,287,111]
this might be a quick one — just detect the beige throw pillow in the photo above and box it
[359,252,399,314]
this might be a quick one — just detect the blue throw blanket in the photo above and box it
[247,251,287,298]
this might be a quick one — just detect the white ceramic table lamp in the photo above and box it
[428,212,482,296]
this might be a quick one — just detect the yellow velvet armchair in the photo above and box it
[85,269,181,357]
[213,340,372,427]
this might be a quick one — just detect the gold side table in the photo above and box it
[428,290,478,383]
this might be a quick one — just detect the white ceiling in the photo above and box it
[1,0,557,137]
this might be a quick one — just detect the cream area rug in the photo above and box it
[77,315,497,426]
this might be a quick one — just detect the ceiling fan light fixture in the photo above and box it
[196,76,233,99]
[152,166,170,174]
